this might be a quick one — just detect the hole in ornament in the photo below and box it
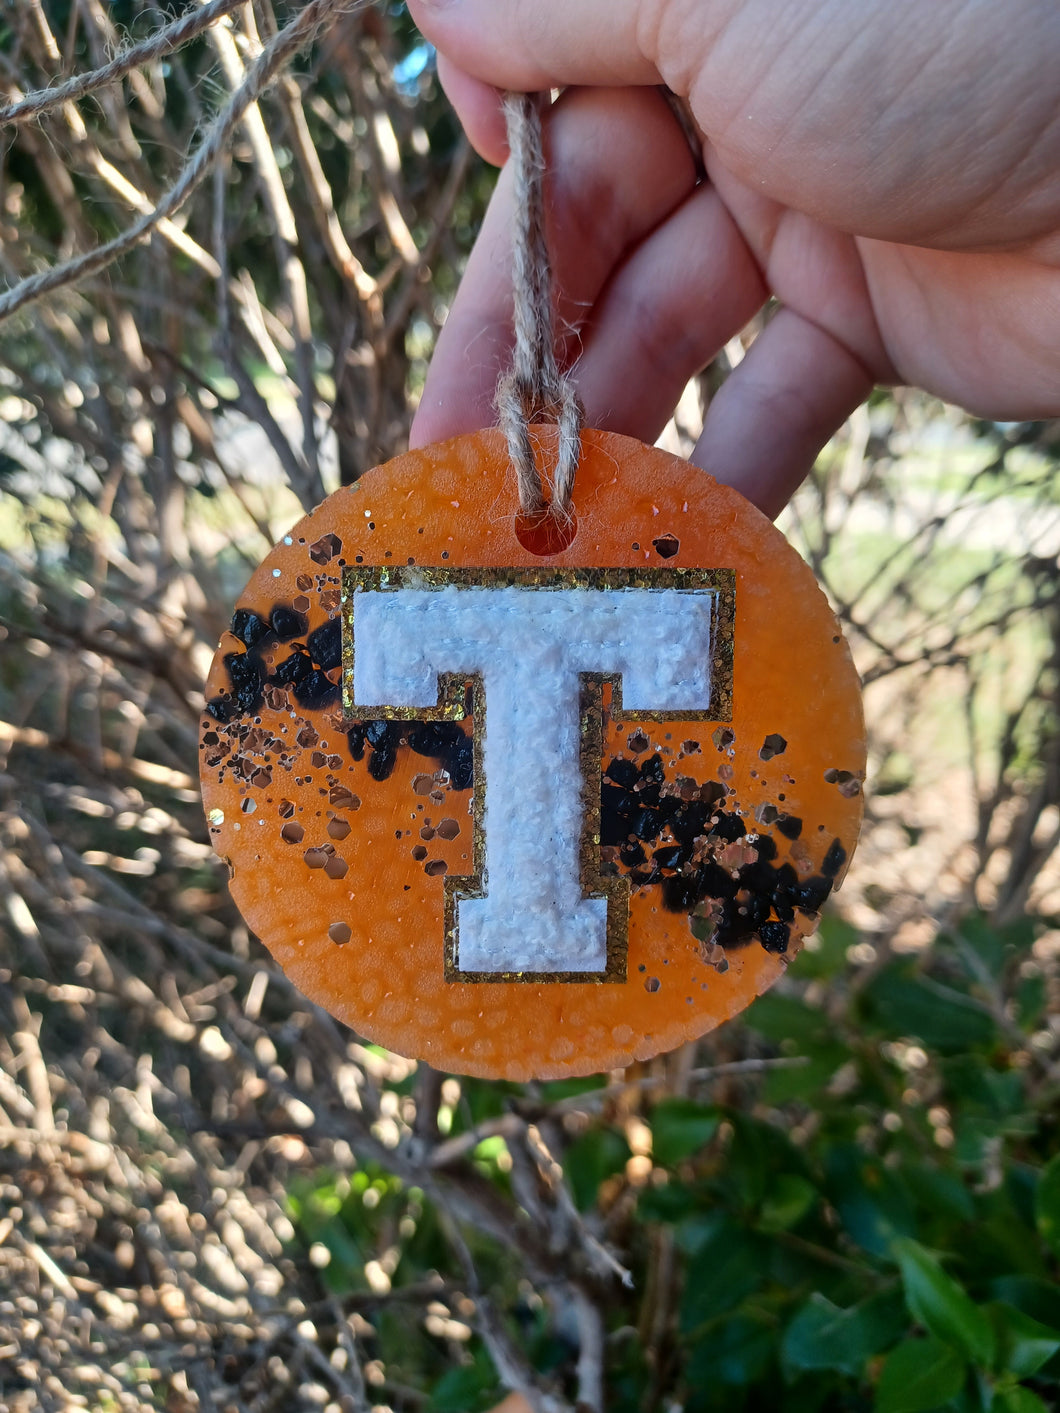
[515,507,577,556]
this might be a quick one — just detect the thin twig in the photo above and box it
[0,0,351,323]
[0,0,247,126]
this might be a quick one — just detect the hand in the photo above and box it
[406,0,1060,517]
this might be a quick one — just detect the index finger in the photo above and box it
[407,0,666,91]
[410,87,698,448]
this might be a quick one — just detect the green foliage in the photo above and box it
[564,1126,631,1211]
[282,910,1060,1408]
[650,1097,721,1167]
[875,1338,967,1413]
[1035,1155,1060,1257]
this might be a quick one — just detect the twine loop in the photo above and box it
[496,93,583,520]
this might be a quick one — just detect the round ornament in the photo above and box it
[200,429,864,1080]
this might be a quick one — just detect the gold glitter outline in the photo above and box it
[341,564,735,983]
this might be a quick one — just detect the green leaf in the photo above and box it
[429,1350,502,1413]
[990,1277,1060,1332]
[990,1389,1050,1413]
[827,1145,916,1257]
[987,1302,1060,1379]
[876,1338,966,1413]
[563,1127,630,1212]
[782,1291,907,1377]
[686,1313,774,1387]
[957,913,1007,977]
[721,1112,806,1214]
[941,1057,1024,1119]
[1016,974,1047,1029]
[903,1163,975,1223]
[678,1217,766,1330]
[745,991,831,1046]
[1034,1154,1060,1258]
[762,1040,851,1104]
[650,1098,720,1168]
[864,963,996,1053]
[459,1078,525,1126]
[636,1181,702,1224]
[893,1238,996,1368]
[757,1173,816,1233]
[538,1074,606,1103]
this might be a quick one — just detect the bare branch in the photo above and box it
[0,0,248,126]
[0,0,352,323]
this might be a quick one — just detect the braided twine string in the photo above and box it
[495,93,584,519]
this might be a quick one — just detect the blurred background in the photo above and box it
[1,4,1060,1411]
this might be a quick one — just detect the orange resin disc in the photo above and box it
[200,429,864,1080]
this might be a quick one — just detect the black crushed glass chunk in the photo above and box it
[795,876,833,912]
[669,801,711,845]
[223,649,266,714]
[600,784,634,846]
[346,723,366,761]
[662,872,700,911]
[230,608,271,648]
[364,722,401,780]
[777,814,803,840]
[639,753,665,785]
[293,669,339,709]
[271,605,308,640]
[620,840,646,868]
[655,795,684,826]
[712,811,747,843]
[652,845,685,870]
[206,695,234,722]
[605,757,640,789]
[753,833,778,862]
[696,862,738,900]
[405,720,473,787]
[774,862,799,891]
[601,782,634,816]
[771,890,797,923]
[700,781,727,808]
[271,648,313,686]
[368,742,397,781]
[759,920,791,954]
[739,859,777,896]
[632,807,664,843]
[822,838,847,878]
[408,721,455,757]
[306,617,342,671]
[636,781,662,808]
[741,893,773,929]
[447,733,474,790]
[715,905,757,950]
